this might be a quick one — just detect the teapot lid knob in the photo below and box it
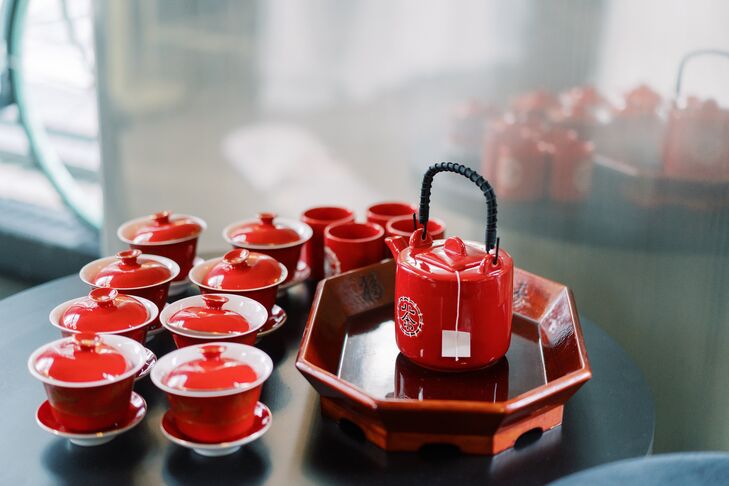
[444,237,467,257]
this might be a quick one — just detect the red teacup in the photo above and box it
[151,342,273,443]
[223,213,312,284]
[49,288,159,345]
[79,250,180,335]
[160,293,268,348]
[188,250,287,315]
[28,334,146,432]
[301,206,355,280]
[323,222,385,277]
[117,211,206,283]
[366,201,418,229]
[385,215,446,241]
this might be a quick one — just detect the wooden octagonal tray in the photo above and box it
[296,260,592,455]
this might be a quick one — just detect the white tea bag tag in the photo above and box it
[441,330,471,359]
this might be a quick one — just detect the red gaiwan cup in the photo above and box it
[160,293,268,348]
[151,342,273,443]
[117,211,206,283]
[79,249,180,334]
[223,213,312,284]
[28,334,146,432]
[301,206,355,281]
[366,201,417,229]
[49,288,159,344]
[323,222,385,277]
[385,215,446,241]
[189,249,287,315]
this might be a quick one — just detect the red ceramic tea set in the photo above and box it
[26,162,571,457]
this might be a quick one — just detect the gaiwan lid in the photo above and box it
[203,249,286,290]
[152,343,273,395]
[226,213,305,247]
[163,345,257,391]
[119,211,204,244]
[88,249,176,289]
[59,288,150,333]
[28,334,144,384]
[168,294,251,335]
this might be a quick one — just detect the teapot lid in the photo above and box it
[413,236,490,273]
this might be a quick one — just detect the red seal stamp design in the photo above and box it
[397,296,423,337]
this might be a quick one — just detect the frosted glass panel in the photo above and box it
[95,0,729,451]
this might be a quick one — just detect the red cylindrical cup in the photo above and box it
[323,222,385,277]
[301,207,355,280]
[366,202,417,229]
[151,343,273,443]
[386,215,446,241]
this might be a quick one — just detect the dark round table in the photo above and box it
[0,275,654,485]
[551,453,729,486]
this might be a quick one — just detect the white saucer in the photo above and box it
[160,402,271,457]
[135,347,157,381]
[36,392,147,447]
[256,305,287,338]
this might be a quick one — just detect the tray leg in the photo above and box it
[490,405,564,454]
[321,398,564,456]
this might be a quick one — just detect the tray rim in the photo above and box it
[296,260,592,414]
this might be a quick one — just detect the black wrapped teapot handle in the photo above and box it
[419,162,498,252]
[675,49,729,98]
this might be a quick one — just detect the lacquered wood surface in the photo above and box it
[296,260,592,454]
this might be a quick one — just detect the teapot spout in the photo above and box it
[385,236,408,259]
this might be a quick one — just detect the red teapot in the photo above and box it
[385,162,514,372]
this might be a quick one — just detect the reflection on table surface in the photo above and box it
[338,307,545,402]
